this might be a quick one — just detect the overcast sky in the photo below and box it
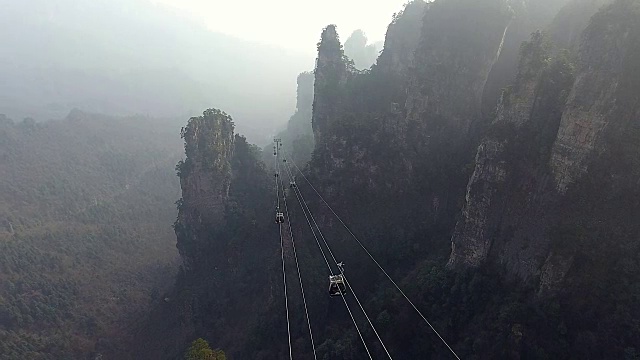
[148,0,408,55]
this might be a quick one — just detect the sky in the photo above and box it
[148,0,409,55]
[0,0,412,142]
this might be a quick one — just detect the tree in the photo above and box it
[184,338,226,360]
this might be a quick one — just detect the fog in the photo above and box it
[0,0,404,142]
[151,0,408,54]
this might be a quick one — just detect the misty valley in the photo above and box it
[1,0,640,359]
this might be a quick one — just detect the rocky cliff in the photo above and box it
[394,0,516,232]
[310,22,412,194]
[448,32,575,277]
[375,0,427,76]
[449,0,640,288]
[293,0,640,356]
[174,109,235,271]
[481,0,573,115]
[548,0,615,50]
[266,71,315,168]
[551,0,640,192]
[312,25,351,149]
[135,109,276,359]
[406,0,513,137]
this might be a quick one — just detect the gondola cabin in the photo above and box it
[329,274,346,296]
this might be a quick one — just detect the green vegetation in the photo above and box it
[132,109,276,359]
[184,338,226,360]
[0,111,181,359]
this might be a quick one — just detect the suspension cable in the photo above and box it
[279,224,293,360]
[285,151,462,360]
[281,167,318,360]
[274,141,293,360]
[284,159,373,360]
[342,274,394,360]
[283,158,393,360]
[287,168,332,272]
[283,158,397,360]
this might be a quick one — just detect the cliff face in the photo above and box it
[136,109,275,359]
[310,21,414,194]
[394,0,516,231]
[291,71,314,138]
[406,0,513,136]
[551,0,640,192]
[174,109,235,271]
[448,33,575,276]
[376,0,427,76]
[449,0,640,286]
[481,0,572,115]
[266,71,315,168]
[548,0,615,50]
[312,25,350,148]
[307,0,561,252]
[305,0,639,297]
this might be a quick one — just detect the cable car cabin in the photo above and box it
[275,212,285,224]
[329,274,346,296]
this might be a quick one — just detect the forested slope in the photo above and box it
[0,111,182,359]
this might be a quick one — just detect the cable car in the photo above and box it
[275,212,285,224]
[329,274,346,296]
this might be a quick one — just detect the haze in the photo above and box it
[151,0,407,54]
[0,0,405,142]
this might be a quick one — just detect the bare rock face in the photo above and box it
[310,22,415,194]
[450,0,640,287]
[551,0,640,192]
[383,0,516,231]
[405,0,513,136]
[448,33,576,278]
[538,251,574,297]
[448,139,509,267]
[481,0,572,115]
[312,25,350,147]
[547,0,615,50]
[175,109,235,271]
[448,33,554,269]
[376,0,427,76]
